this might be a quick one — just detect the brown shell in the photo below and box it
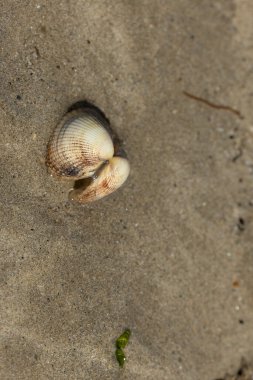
[68,157,130,203]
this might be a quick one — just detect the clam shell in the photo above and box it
[46,109,114,180]
[69,156,130,203]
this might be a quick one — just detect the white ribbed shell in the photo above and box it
[46,110,114,179]
[69,157,130,203]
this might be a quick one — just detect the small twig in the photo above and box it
[183,91,244,119]
[232,149,243,162]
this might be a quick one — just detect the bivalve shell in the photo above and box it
[46,109,114,180]
[69,156,130,203]
[46,103,130,203]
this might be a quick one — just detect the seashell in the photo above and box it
[68,156,130,203]
[46,109,114,180]
[46,102,130,203]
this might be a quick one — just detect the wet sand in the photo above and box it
[1,1,253,379]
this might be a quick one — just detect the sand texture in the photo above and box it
[1,1,253,379]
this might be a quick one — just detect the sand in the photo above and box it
[1,1,253,379]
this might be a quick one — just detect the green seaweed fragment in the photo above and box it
[116,329,131,349]
[115,348,126,367]
[115,329,131,368]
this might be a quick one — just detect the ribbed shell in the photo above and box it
[46,110,114,180]
[69,157,130,203]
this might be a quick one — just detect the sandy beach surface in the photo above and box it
[1,1,253,379]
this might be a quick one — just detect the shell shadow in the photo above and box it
[67,100,110,124]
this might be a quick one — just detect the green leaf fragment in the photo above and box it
[115,329,131,368]
[116,329,131,349]
[115,348,126,367]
